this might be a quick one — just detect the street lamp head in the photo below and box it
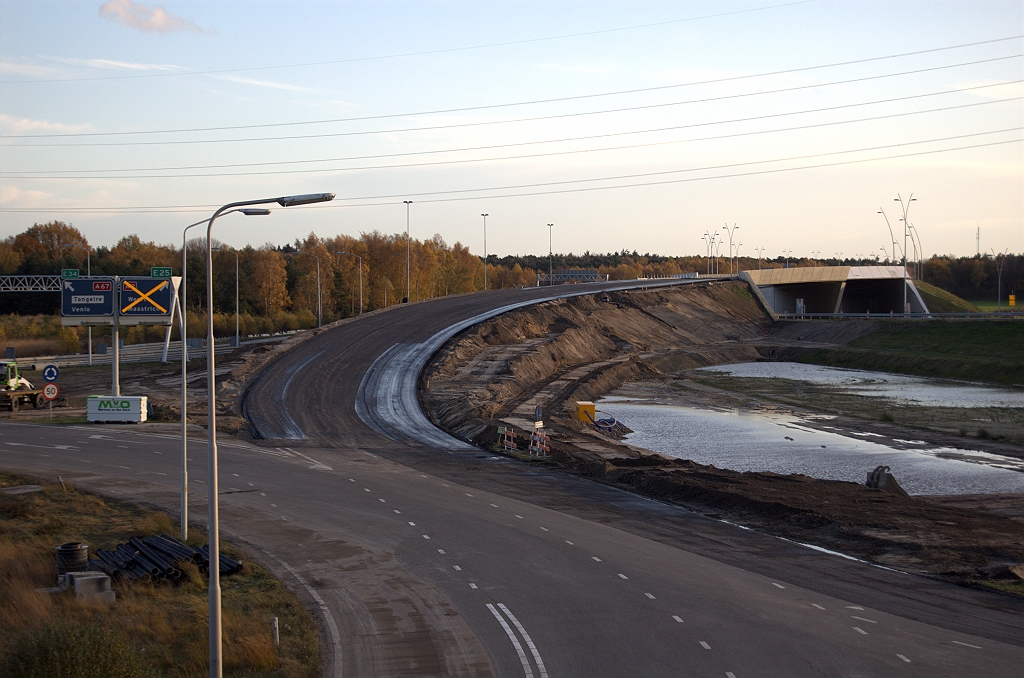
[481,213,488,217]
[404,200,413,205]
[240,208,271,216]
[277,192,335,207]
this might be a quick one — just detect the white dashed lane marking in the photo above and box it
[438,549,446,554]
[951,641,981,649]
[591,557,601,562]
[617,574,628,580]
[897,654,911,663]
[672,616,684,623]
[853,627,867,635]
[393,509,401,514]
[469,583,478,589]
[539,527,548,531]
[565,541,573,545]
[699,641,711,650]
[811,604,826,610]
[515,515,524,519]
[408,522,416,526]
[726,672,737,678]
[771,583,785,589]
[378,498,386,503]
[422,535,431,540]
[453,565,462,571]
[851,616,877,624]
[644,593,655,599]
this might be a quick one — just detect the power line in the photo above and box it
[5,34,1018,137]
[305,128,1024,201]
[9,80,1019,176]
[3,131,1017,214]
[5,53,1018,148]
[7,96,1019,180]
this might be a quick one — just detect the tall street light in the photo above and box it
[204,192,333,678]
[547,223,554,284]
[291,251,322,327]
[179,208,268,542]
[335,251,363,315]
[481,213,489,291]
[63,242,93,365]
[894,193,916,313]
[721,223,739,275]
[404,200,412,303]
[211,247,240,348]
[754,246,765,270]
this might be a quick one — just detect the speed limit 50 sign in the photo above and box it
[42,383,60,401]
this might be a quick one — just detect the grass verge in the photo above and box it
[0,472,318,678]
[798,319,1024,386]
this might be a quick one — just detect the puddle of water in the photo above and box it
[695,362,1024,408]
[597,399,1024,496]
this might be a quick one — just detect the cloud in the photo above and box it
[0,114,92,135]
[213,74,320,92]
[43,55,185,71]
[99,0,211,34]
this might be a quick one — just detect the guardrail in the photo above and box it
[776,312,1024,320]
[13,334,291,370]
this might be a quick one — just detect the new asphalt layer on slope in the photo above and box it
[5,281,1023,677]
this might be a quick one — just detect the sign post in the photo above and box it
[43,382,59,419]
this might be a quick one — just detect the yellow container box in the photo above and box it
[575,401,596,422]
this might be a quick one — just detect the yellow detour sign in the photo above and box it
[119,277,175,325]
[1010,294,1016,307]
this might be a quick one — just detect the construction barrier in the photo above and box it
[499,426,519,453]
[529,430,550,457]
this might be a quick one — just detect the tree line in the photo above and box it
[1,221,1019,340]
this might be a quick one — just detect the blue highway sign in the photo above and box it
[120,277,173,317]
[41,364,59,382]
[61,277,114,318]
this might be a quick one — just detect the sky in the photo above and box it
[1,0,1021,261]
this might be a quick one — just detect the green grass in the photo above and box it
[0,472,319,678]
[799,320,1024,385]
[914,281,980,313]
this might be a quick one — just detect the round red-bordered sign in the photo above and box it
[42,383,59,401]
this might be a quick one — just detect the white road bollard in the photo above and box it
[272,616,280,649]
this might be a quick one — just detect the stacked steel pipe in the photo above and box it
[87,534,243,583]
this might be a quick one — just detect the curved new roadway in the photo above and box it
[5,281,1022,677]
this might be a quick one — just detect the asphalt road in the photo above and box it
[5,282,1023,677]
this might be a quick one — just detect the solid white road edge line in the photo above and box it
[498,603,549,678]
[263,550,343,678]
[487,603,534,678]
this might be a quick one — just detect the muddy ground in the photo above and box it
[422,282,1024,593]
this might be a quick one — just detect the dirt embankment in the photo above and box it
[424,281,770,441]
[422,282,1024,591]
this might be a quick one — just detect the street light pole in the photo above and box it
[481,213,489,291]
[203,192,333,678]
[992,248,1008,312]
[721,223,739,275]
[178,208,267,542]
[335,252,363,315]
[755,246,765,270]
[404,201,412,303]
[894,194,916,313]
[547,223,553,284]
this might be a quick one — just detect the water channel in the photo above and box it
[597,364,1024,496]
